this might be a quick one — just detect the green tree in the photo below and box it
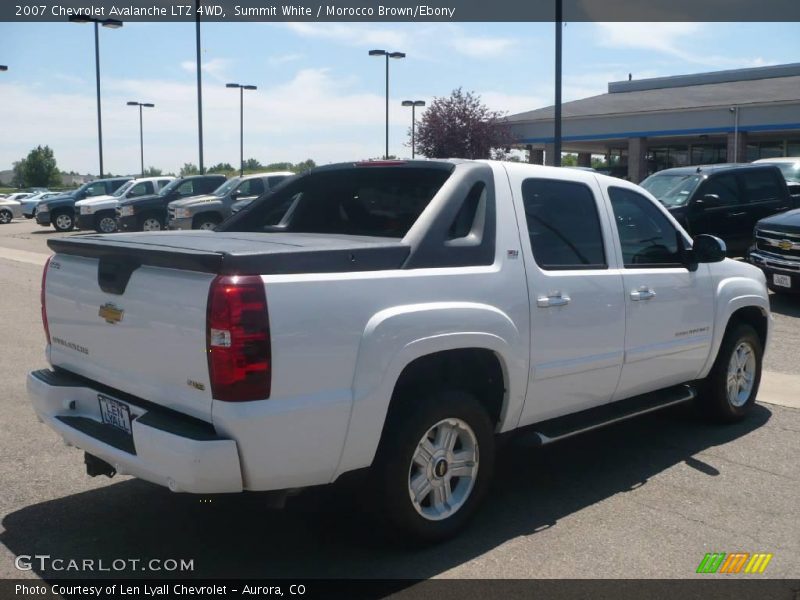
[180,163,200,176]
[12,159,27,188]
[243,158,262,171]
[208,162,234,174]
[22,146,61,187]
[415,88,510,159]
[560,153,578,167]
[143,166,163,176]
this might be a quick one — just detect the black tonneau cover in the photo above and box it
[48,231,410,275]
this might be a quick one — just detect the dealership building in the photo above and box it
[505,63,800,182]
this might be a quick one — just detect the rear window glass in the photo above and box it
[224,167,452,238]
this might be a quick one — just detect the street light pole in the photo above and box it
[196,0,204,173]
[226,83,257,176]
[127,102,155,178]
[402,100,425,158]
[69,14,123,179]
[554,0,563,167]
[369,49,405,159]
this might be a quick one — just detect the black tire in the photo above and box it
[699,323,763,422]
[193,214,221,231]
[372,389,495,544]
[0,209,12,224]
[94,212,118,233]
[139,214,165,232]
[52,210,74,232]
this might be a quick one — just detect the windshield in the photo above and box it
[112,180,136,197]
[211,177,240,197]
[640,173,703,207]
[772,162,800,183]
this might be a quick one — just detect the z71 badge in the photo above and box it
[98,303,124,324]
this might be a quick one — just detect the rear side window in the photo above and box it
[609,187,681,267]
[522,179,606,270]
[741,169,782,203]
[267,175,289,188]
[158,179,172,188]
[225,167,452,238]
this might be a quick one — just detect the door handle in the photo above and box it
[726,211,746,217]
[630,287,656,301]
[537,292,571,308]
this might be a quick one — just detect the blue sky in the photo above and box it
[0,21,798,175]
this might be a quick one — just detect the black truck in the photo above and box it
[749,208,800,294]
[116,174,227,232]
[36,177,132,232]
[640,164,795,256]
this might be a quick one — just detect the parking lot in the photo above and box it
[1,218,798,581]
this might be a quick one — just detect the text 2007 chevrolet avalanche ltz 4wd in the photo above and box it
[28,160,770,542]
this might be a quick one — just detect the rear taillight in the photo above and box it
[41,256,51,345]
[206,275,271,401]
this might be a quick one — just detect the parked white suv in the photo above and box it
[75,177,174,233]
[29,160,769,542]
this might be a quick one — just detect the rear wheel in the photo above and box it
[52,211,74,232]
[0,209,12,224]
[373,389,495,543]
[140,215,164,232]
[700,323,762,422]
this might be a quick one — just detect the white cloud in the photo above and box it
[268,53,304,66]
[284,23,408,49]
[0,67,419,174]
[595,23,776,69]
[449,36,516,58]
[179,57,231,82]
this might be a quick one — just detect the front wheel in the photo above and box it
[52,211,74,232]
[95,214,118,233]
[373,389,495,543]
[0,209,12,224]
[140,215,164,232]
[700,323,763,422]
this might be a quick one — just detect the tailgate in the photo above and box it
[45,253,216,420]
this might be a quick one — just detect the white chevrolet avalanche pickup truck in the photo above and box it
[29,160,770,542]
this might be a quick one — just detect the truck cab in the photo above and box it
[76,177,174,233]
[641,164,794,256]
[167,171,293,230]
[116,174,227,232]
[36,177,132,232]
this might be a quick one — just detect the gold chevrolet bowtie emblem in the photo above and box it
[98,303,124,324]
[778,239,793,251]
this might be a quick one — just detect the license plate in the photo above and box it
[773,273,792,288]
[98,394,132,435]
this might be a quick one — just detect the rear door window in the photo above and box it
[740,169,783,203]
[522,178,607,270]
[224,166,452,238]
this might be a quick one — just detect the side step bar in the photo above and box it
[521,384,697,446]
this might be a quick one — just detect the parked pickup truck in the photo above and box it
[29,160,770,542]
[37,178,132,232]
[117,174,227,232]
[749,208,800,293]
[167,171,294,231]
[76,177,174,233]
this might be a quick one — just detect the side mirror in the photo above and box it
[693,234,727,264]
[230,191,241,200]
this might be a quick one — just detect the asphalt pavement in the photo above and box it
[0,219,798,581]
